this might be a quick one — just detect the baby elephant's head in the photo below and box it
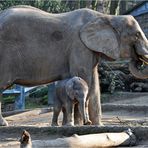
[66,76,88,102]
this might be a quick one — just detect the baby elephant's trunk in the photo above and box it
[78,100,88,125]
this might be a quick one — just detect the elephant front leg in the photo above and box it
[65,103,74,126]
[51,105,61,126]
[88,66,103,125]
[74,104,83,125]
[0,99,8,126]
[62,107,67,125]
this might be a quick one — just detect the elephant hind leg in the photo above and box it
[0,101,8,126]
[0,81,15,126]
[0,90,8,126]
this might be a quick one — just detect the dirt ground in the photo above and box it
[0,92,148,147]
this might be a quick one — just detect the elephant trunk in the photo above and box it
[78,100,87,125]
[129,39,148,79]
[129,53,148,79]
[129,60,148,79]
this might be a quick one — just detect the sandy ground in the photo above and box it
[0,92,148,147]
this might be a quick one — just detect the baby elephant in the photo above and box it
[51,76,91,126]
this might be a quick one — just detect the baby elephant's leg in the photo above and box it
[74,104,83,125]
[51,105,61,126]
[65,103,74,126]
[62,107,67,125]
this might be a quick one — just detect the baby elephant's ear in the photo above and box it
[80,17,120,60]
[65,79,75,100]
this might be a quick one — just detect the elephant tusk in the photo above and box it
[143,55,148,59]
[139,57,148,65]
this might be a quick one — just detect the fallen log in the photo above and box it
[2,109,30,117]
[20,129,136,148]
[3,108,52,117]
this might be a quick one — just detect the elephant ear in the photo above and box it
[80,17,120,60]
[65,79,75,100]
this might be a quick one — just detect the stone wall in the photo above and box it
[2,102,15,112]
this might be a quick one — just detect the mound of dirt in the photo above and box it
[0,92,148,147]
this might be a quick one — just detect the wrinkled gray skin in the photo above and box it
[51,76,91,126]
[0,6,147,126]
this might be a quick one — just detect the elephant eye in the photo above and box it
[135,32,141,40]
[76,90,80,95]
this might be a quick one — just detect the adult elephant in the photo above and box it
[0,6,147,126]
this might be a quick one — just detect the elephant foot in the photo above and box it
[74,119,83,126]
[65,122,74,126]
[0,117,8,126]
[90,115,103,126]
[51,122,59,126]
[84,120,92,125]
[98,121,104,126]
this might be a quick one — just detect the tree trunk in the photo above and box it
[63,0,80,10]
[119,0,127,14]
[110,0,119,15]
[85,0,92,8]
[19,129,136,148]
[96,0,104,13]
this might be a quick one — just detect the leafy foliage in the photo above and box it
[0,0,141,14]
[2,95,16,104]
[0,0,109,13]
[0,0,70,13]
[29,86,48,98]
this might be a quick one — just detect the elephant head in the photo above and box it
[65,77,89,124]
[80,15,148,79]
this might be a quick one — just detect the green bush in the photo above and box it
[42,95,48,105]
[29,87,48,98]
[0,0,100,13]
[0,0,70,13]
[2,95,16,104]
